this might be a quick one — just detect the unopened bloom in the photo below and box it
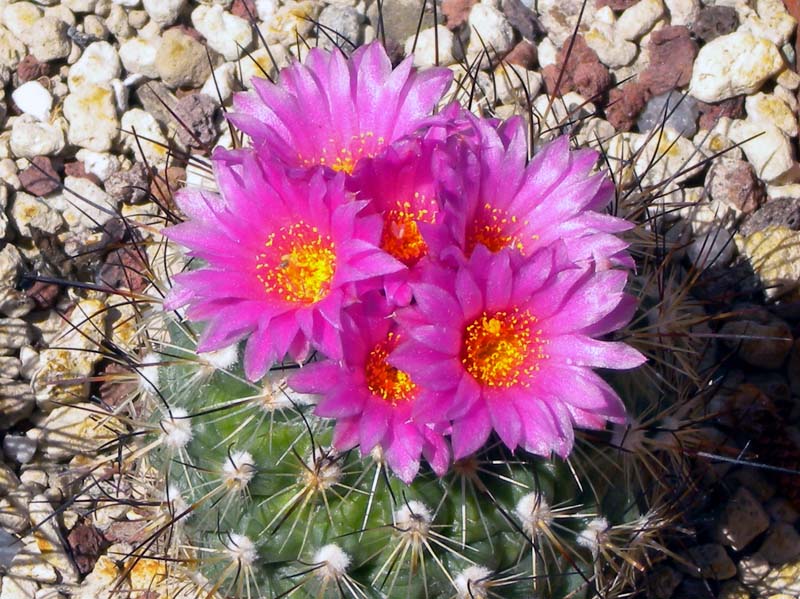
[163,150,403,381]
[390,245,645,460]
[288,297,450,483]
[230,42,453,176]
[430,116,634,270]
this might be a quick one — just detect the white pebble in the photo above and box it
[2,434,37,464]
[67,41,121,92]
[11,81,53,123]
[665,0,700,26]
[466,3,515,69]
[191,4,252,61]
[10,115,66,158]
[119,36,161,79]
[616,0,665,41]
[63,85,120,153]
[142,0,185,27]
[689,31,784,103]
[729,118,795,183]
[405,25,457,67]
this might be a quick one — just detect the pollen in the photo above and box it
[256,221,336,305]
[303,132,386,175]
[466,203,527,255]
[461,308,545,388]
[381,195,438,267]
[365,332,417,406]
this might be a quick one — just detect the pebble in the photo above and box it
[637,92,699,137]
[0,27,25,72]
[443,0,477,30]
[716,487,770,551]
[10,115,66,158]
[16,55,50,83]
[173,92,218,148]
[3,2,42,46]
[616,0,664,41]
[236,45,286,89]
[76,150,120,181]
[52,175,117,233]
[18,156,61,197]
[719,317,793,369]
[120,108,169,166]
[67,41,121,92]
[767,497,799,524]
[504,40,538,69]
[0,379,35,430]
[28,17,71,62]
[2,435,37,464]
[405,25,457,67]
[0,528,20,569]
[11,192,64,237]
[366,0,433,43]
[466,2,515,69]
[0,356,21,379]
[689,31,783,103]
[0,575,38,599]
[759,523,800,564]
[706,158,765,214]
[664,0,699,26]
[105,5,134,39]
[503,0,542,40]
[682,543,737,580]
[34,404,119,462]
[639,25,698,97]
[191,4,251,61]
[606,82,647,131]
[542,35,611,100]
[28,494,80,583]
[697,96,745,131]
[155,28,210,89]
[687,227,735,268]
[740,0,796,47]
[319,4,363,50]
[584,12,637,68]
[200,62,236,103]
[104,163,149,203]
[63,85,120,153]
[119,36,161,79]
[0,245,35,318]
[728,118,794,183]
[631,127,704,186]
[741,197,800,235]
[736,225,800,299]
[596,0,637,8]
[11,81,53,123]
[745,92,798,138]
[142,0,186,28]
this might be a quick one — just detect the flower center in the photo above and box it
[381,196,438,267]
[365,332,417,406]
[461,308,544,388]
[466,203,526,255]
[299,132,386,175]
[256,222,336,305]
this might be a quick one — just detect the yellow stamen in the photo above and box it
[365,332,416,406]
[256,221,336,305]
[298,132,386,175]
[381,195,437,267]
[461,308,545,388]
[466,203,527,254]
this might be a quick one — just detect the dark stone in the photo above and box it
[16,55,50,84]
[150,166,186,208]
[605,82,647,131]
[103,520,148,544]
[135,80,179,128]
[740,198,800,236]
[706,158,765,214]
[104,163,150,204]
[594,0,638,9]
[639,26,698,97]
[366,0,437,44]
[63,161,102,187]
[19,156,60,197]
[542,35,611,100]
[502,0,544,41]
[504,39,537,69]
[696,96,745,130]
[98,361,140,413]
[67,522,107,576]
[691,6,739,43]
[97,244,149,292]
[25,281,60,310]
[173,92,219,148]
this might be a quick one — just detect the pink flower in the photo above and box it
[348,135,463,306]
[389,245,646,460]
[230,42,453,176]
[288,297,450,483]
[163,150,403,381]
[428,115,634,270]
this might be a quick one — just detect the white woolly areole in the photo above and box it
[138,352,161,395]
[223,450,256,491]
[394,500,432,537]
[514,492,553,538]
[454,566,493,599]
[312,544,351,579]
[224,533,257,566]
[302,447,342,491]
[198,345,239,370]
[160,408,192,450]
[577,517,609,556]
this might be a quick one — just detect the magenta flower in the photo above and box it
[288,296,450,483]
[428,115,634,270]
[389,245,646,460]
[348,135,463,306]
[163,150,403,381]
[230,42,453,176]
